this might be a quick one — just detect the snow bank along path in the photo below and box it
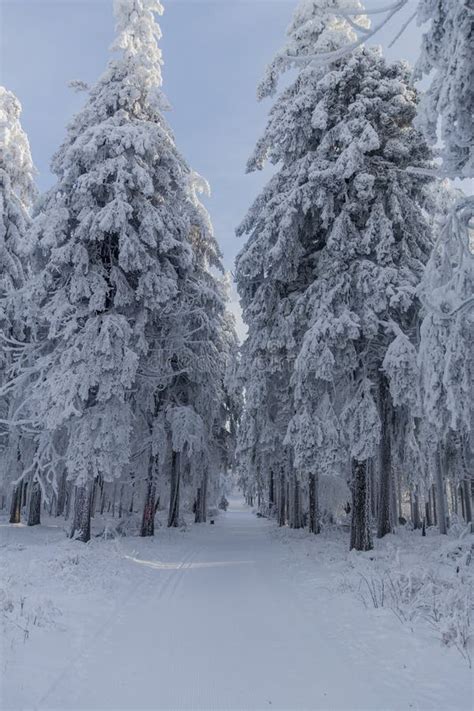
[2,497,471,710]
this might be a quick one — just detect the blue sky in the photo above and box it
[1,0,422,336]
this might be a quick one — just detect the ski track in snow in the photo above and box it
[1,498,472,711]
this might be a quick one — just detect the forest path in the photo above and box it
[35,498,376,711]
[4,498,469,711]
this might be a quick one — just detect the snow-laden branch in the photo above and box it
[286,0,409,66]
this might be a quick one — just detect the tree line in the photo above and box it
[0,0,472,550]
[235,0,473,549]
[0,0,240,542]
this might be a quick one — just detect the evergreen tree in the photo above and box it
[236,0,367,527]
[21,0,235,541]
[414,0,473,529]
[236,0,435,549]
[0,87,36,524]
[291,0,473,532]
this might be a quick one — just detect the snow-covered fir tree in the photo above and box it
[236,0,437,549]
[414,0,473,530]
[0,87,37,525]
[14,0,236,541]
[288,0,473,534]
[236,0,368,528]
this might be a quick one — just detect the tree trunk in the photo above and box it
[194,486,202,523]
[201,472,208,523]
[350,459,373,551]
[64,483,72,520]
[308,473,320,534]
[377,376,393,538]
[141,481,157,537]
[27,479,41,526]
[451,481,459,515]
[100,481,106,516]
[70,483,92,542]
[425,499,432,527]
[412,490,421,529]
[278,473,286,527]
[462,479,472,523]
[435,446,448,534]
[293,479,302,529]
[118,484,124,519]
[269,470,275,515]
[129,475,135,514]
[9,482,23,524]
[168,451,181,528]
[56,470,67,517]
[111,483,117,518]
[397,475,403,520]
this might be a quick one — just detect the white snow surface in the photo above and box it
[1,497,472,711]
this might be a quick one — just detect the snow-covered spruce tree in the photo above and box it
[138,241,239,535]
[290,45,435,549]
[237,0,435,549]
[290,0,473,532]
[0,87,37,525]
[236,1,369,530]
[414,0,474,530]
[22,0,234,541]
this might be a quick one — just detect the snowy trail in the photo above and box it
[3,500,471,711]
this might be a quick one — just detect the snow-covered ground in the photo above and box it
[1,497,472,710]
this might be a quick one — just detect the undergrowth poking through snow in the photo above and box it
[1,584,61,645]
[270,520,474,668]
[356,554,472,667]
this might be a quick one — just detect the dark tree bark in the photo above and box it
[431,484,438,526]
[64,483,72,520]
[141,482,157,537]
[425,499,432,528]
[141,450,159,536]
[195,472,208,523]
[435,446,448,534]
[278,473,286,527]
[462,479,472,523]
[56,470,67,517]
[70,484,92,542]
[290,478,303,529]
[91,478,99,518]
[9,482,23,524]
[27,479,41,526]
[111,483,117,518]
[412,491,421,529]
[269,470,275,514]
[118,484,124,519]
[100,480,106,516]
[377,376,393,538]
[201,473,208,523]
[308,473,320,534]
[350,459,373,552]
[168,451,181,528]
[129,475,135,514]
[194,486,202,523]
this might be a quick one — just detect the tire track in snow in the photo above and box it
[35,537,198,710]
